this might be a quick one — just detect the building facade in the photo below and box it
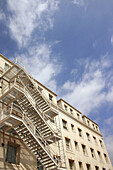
[0,54,112,170]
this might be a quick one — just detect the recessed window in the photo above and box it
[5,142,20,164]
[69,159,74,170]
[4,63,10,71]
[99,140,103,147]
[86,164,91,170]
[77,113,80,119]
[96,126,98,131]
[87,120,90,126]
[104,153,109,163]
[78,128,82,137]
[86,133,90,141]
[90,148,95,158]
[65,138,71,150]
[70,109,73,114]
[49,94,53,101]
[92,124,95,129]
[71,124,74,131]
[97,151,102,161]
[74,141,79,150]
[102,168,106,170]
[93,136,97,144]
[62,119,68,130]
[64,105,67,111]
[95,166,99,170]
[38,86,43,92]
[81,144,87,156]
[78,162,83,170]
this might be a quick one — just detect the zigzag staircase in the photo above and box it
[0,62,66,169]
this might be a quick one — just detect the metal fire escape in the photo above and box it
[0,60,67,170]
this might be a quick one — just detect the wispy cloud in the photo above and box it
[0,10,5,20]
[73,0,84,6]
[11,43,61,92]
[6,0,59,47]
[60,54,113,114]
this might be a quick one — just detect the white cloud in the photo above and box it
[7,0,59,47]
[111,35,113,46]
[73,0,84,6]
[12,43,61,92]
[61,55,113,114]
[0,11,5,20]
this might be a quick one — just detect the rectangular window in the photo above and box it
[92,124,95,129]
[95,166,99,170]
[79,162,83,170]
[104,153,109,163]
[90,148,95,158]
[62,119,68,130]
[64,105,67,111]
[87,120,90,126]
[69,159,74,170]
[99,140,103,147]
[77,113,80,119]
[70,109,73,114]
[82,144,87,156]
[49,94,53,101]
[86,133,90,141]
[5,142,20,164]
[74,141,79,150]
[93,136,97,144]
[65,138,71,150]
[86,164,91,170]
[97,151,102,161]
[4,63,10,71]
[78,128,82,137]
[71,124,74,131]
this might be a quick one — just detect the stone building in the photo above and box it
[0,54,112,170]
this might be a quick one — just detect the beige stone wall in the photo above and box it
[0,132,37,170]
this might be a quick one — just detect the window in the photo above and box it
[93,136,97,144]
[70,109,73,114]
[4,63,10,71]
[62,119,68,130]
[74,141,79,150]
[71,124,74,131]
[5,142,20,164]
[99,140,103,147]
[95,166,99,170]
[69,159,74,170]
[86,164,91,170]
[90,148,95,158]
[104,153,109,163]
[97,151,102,161]
[65,138,71,150]
[64,105,67,111]
[86,133,90,141]
[79,162,83,170]
[82,144,87,156]
[38,86,43,92]
[87,120,90,126]
[78,128,82,137]
[102,168,106,170]
[96,126,98,131]
[49,94,53,101]
[77,113,80,119]
[92,124,95,129]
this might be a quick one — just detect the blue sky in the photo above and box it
[0,0,113,164]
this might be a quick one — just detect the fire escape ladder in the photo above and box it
[0,62,67,169]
